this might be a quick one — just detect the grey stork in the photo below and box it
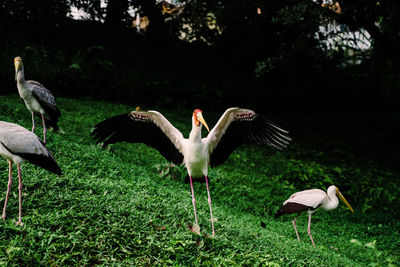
[0,121,61,226]
[275,185,354,246]
[14,56,61,144]
[91,108,292,237]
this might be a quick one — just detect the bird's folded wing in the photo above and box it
[0,128,61,174]
[29,80,57,107]
[0,130,48,157]
[285,189,327,209]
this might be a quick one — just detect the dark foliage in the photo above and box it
[0,0,399,111]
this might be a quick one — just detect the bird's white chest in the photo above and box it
[17,83,43,113]
[183,140,208,178]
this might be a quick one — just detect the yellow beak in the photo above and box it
[336,188,354,213]
[14,60,21,81]
[197,112,210,132]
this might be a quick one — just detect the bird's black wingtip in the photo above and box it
[274,209,283,218]
[53,166,62,175]
[89,113,131,144]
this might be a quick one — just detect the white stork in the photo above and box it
[0,121,61,226]
[275,185,354,246]
[14,56,61,144]
[91,108,292,237]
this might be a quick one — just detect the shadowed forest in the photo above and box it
[1,0,399,111]
[0,0,400,265]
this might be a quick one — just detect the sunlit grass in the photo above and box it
[0,95,399,266]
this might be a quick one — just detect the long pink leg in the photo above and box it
[307,213,315,246]
[41,113,47,144]
[189,176,198,225]
[2,161,13,220]
[292,214,301,242]
[205,176,215,237]
[31,112,36,132]
[15,164,24,227]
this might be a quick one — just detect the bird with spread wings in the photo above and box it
[91,107,292,237]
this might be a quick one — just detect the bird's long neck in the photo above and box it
[189,119,202,143]
[323,190,339,211]
[16,66,26,85]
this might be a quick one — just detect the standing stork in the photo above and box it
[0,121,61,226]
[14,56,61,144]
[91,108,291,237]
[275,185,354,246]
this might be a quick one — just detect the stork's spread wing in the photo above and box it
[0,121,61,174]
[91,111,185,165]
[28,80,61,129]
[206,108,292,167]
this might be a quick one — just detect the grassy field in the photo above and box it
[0,95,399,266]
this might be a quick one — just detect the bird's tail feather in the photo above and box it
[274,202,311,218]
[274,208,284,218]
[39,105,61,131]
[19,152,62,175]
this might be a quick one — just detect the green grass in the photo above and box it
[0,95,399,266]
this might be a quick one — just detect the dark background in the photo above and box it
[1,0,399,169]
[1,0,399,111]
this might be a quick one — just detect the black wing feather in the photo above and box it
[91,114,184,165]
[274,202,312,218]
[1,142,61,175]
[210,116,291,167]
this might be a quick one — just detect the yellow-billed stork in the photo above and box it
[14,56,61,144]
[0,121,61,226]
[275,185,354,246]
[91,108,292,237]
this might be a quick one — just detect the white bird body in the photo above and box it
[16,79,46,114]
[276,185,353,246]
[14,57,61,143]
[284,187,339,212]
[91,107,292,237]
[0,121,61,226]
[182,117,210,178]
[183,139,209,178]
[0,122,29,164]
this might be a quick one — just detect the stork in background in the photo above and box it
[275,185,354,246]
[0,121,61,226]
[14,57,61,144]
[91,108,292,237]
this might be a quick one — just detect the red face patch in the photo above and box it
[193,109,202,126]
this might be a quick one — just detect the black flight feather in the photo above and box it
[0,142,62,175]
[91,113,184,165]
[274,202,312,218]
[210,115,291,167]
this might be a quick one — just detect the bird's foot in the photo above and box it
[204,232,215,239]
[209,217,218,222]
[1,215,5,220]
[188,223,200,235]
[15,220,24,227]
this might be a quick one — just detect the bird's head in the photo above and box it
[14,56,23,80]
[333,186,354,213]
[193,109,210,132]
